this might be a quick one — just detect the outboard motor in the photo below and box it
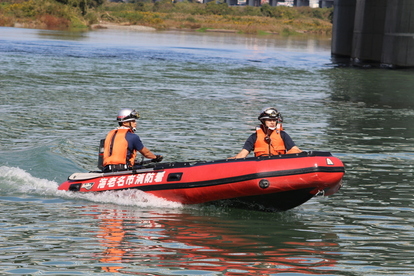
[97,139,105,171]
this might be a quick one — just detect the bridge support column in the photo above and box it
[246,0,260,6]
[331,0,356,57]
[352,0,388,64]
[224,0,238,5]
[294,0,309,6]
[332,0,414,67]
[382,0,414,67]
[269,0,278,6]
[320,0,334,8]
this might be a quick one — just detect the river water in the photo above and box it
[0,26,413,275]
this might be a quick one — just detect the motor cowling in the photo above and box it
[97,139,105,171]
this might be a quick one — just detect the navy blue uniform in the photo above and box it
[125,132,144,161]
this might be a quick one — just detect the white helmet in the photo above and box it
[117,108,140,123]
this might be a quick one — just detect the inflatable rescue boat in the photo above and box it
[58,151,345,211]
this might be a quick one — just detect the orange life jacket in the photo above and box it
[254,126,286,156]
[103,128,136,166]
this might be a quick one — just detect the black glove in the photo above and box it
[151,155,163,163]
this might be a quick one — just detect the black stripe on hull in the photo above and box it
[126,166,344,192]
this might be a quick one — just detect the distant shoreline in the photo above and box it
[2,1,333,36]
[90,22,242,34]
[8,21,332,39]
[91,23,157,32]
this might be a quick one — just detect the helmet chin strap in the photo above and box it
[127,122,136,132]
[262,122,277,131]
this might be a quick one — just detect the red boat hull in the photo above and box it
[58,151,345,211]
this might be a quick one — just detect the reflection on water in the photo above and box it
[327,67,414,109]
[37,29,89,41]
[91,207,338,275]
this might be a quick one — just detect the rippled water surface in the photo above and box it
[1,26,413,275]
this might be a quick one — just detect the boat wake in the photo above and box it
[0,166,183,209]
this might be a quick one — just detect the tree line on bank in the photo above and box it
[0,0,333,34]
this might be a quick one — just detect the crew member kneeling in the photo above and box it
[103,108,163,172]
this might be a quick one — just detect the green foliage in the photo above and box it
[2,0,36,18]
[311,8,324,19]
[197,27,207,32]
[260,4,272,17]
[111,10,163,25]
[257,30,270,35]
[281,27,297,36]
[204,2,232,16]
[0,0,85,28]
[111,10,142,22]
[296,6,332,20]
[185,16,196,23]
[54,0,104,8]
[83,10,98,24]
[54,0,104,15]
[152,0,173,13]
[2,0,61,18]
[236,5,261,16]
[134,2,145,12]
[260,4,298,19]
[172,1,204,15]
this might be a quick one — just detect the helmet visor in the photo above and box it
[129,110,140,120]
[118,109,140,122]
[264,109,279,118]
[258,108,283,123]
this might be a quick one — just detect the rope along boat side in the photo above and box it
[58,151,345,211]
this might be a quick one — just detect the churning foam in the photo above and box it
[0,166,183,209]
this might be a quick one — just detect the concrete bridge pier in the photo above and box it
[352,0,388,65]
[246,0,260,7]
[294,0,310,7]
[320,1,334,8]
[223,0,238,5]
[331,0,414,67]
[268,0,278,7]
[382,1,414,67]
[331,0,356,58]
